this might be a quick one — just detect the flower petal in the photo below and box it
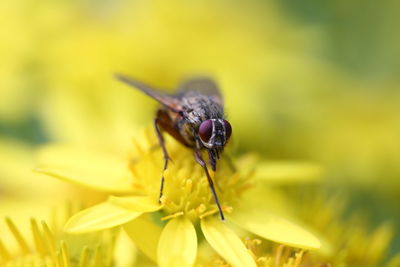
[230,210,321,250]
[41,80,142,153]
[109,195,161,212]
[123,215,162,263]
[239,186,291,215]
[201,217,256,267]
[36,145,134,193]
[65,201,141,233]
[158,217,197,267]
[254,161,323,184]
[113,230,138,266]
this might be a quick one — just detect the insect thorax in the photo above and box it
[181,93,224,123]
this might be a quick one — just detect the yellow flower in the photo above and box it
[0,206,128,267]
[0,138,77,225]
[294,194,400,266]
[36,128,321,267]
[199,241,307,267]
[197,195,400,267]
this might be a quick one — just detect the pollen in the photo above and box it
[129,128,253,222]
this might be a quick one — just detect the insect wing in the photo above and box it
[116,74,183,112]
[178,78,223,106]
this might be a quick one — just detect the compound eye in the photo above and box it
[223,120,232,139]
[199,120,213,142]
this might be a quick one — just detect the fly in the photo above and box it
[116,74,232,220]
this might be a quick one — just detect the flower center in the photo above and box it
[128,128,253,222]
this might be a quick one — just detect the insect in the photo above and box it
[116,74,232,220]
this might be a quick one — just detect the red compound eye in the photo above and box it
[199,120,213,142]
[224,120,232,139]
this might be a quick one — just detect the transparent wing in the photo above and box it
[178,77,223,105]
[116,74,183,112]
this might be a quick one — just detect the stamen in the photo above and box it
[275,244,285,267]
[2,202,118,267]
[78,246,89,267]
[199,208,219,219]
[0,239,11,262]
[161,212,184,221]
[257,256,268,264]
[294,251,304,267]
[56,249,63,267]
[93,245,102,267]
[41,221,57,262]
[5,217,30,254]
[31,218,45,256]
[184,179,193,194]
[60,241,71,267]
[196,204,207,214]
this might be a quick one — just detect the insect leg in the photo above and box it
[194,150,225,221]
[154,118,170,203]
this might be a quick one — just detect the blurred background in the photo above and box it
[0,0,399,263]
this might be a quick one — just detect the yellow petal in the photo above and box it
[109,196,161,212]
[36,145,134,193]
[254,161,323,184]
[0,139,69,206]
[229,209,321,250]
[41,80,142,153]
[157,217,197,267]
[201,217,256,267]
[113,230,138,267]
[65,202,141,233]
[123,215,162,263]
